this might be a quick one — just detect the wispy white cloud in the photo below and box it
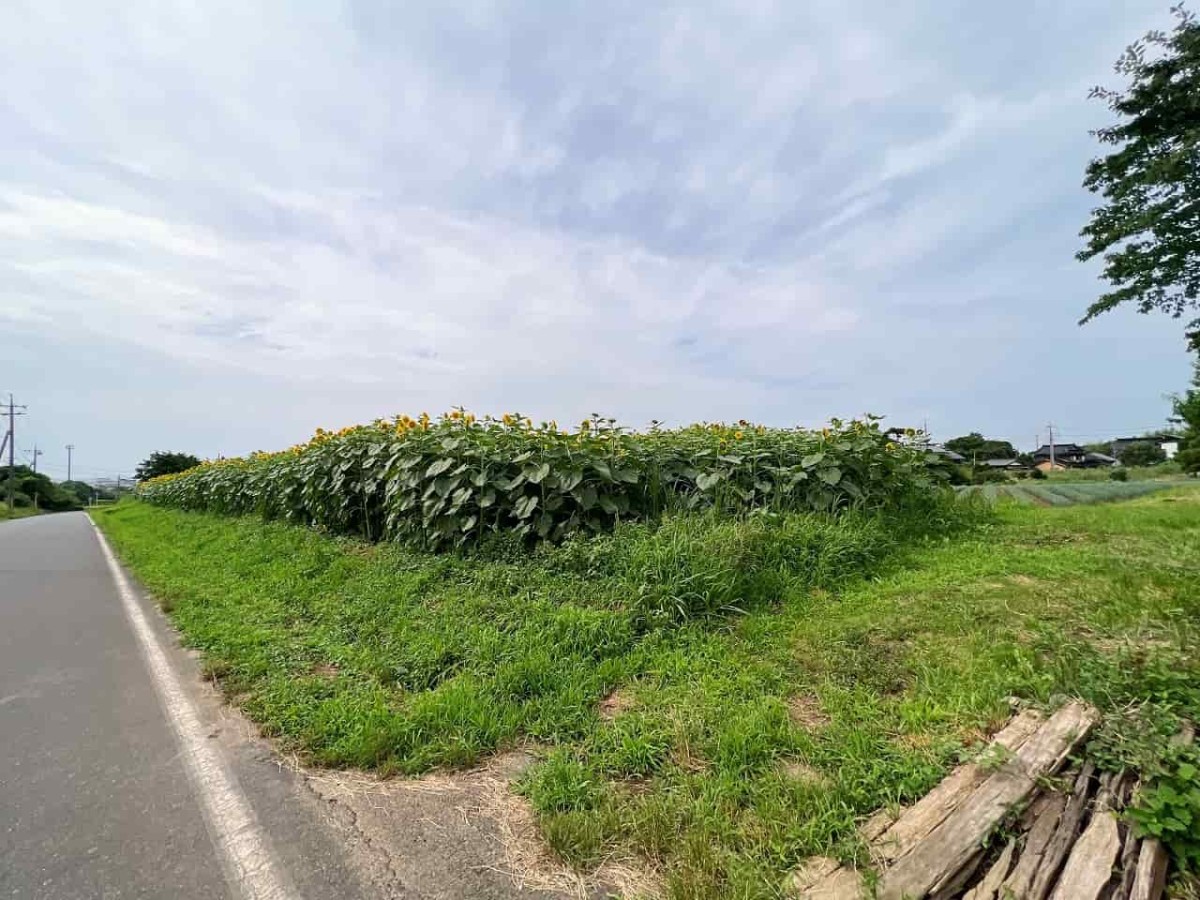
[0,0,1189,477]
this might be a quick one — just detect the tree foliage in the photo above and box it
[1118,440,1169,466]
[1078,6,1200,334]
[0,466,82,511]
[1173,356,1200,472]
[135,451,201,482]
[944,432,1017,460]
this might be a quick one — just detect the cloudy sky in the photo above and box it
[0,1,1191,480]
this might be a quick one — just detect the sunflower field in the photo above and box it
[136,412,943,550]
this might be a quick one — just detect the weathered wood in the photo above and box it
[1047,779,1120,900]
[1027,761,1096,900]
[875,701,1097,900]
[930,848,984,898]
[1002,791,1067,898]
[1128,838,1167,900]
[962,839,1016,900]
[1112,822,1141,900]
[874,709,1045,863]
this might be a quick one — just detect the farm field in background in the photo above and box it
[958,478,1193,506]
[93,485,1200,898]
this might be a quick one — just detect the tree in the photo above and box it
[1117,440,1168,466]
[135,451,201,482]
[1173,355,1200,472]
[0,466,81,511]
[944,432,1018,460]
[1078,7,1200,337]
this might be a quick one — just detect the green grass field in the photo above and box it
[93,488,1200,898]
[0,505,41,522]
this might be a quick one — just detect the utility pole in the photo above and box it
[31,444,43,474]
[3,394,28,514]
[66,444,75,482]
[1047,423,1056,470]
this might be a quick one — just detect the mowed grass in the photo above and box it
[0,505,41,521]
[92,488,1200,898]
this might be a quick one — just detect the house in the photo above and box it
[929,447,967,464]
[983,458,1027,471]
[1031,444,1117,471]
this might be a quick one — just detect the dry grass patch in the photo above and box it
[787,693,831,730]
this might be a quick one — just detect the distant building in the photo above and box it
[1031,444,1117,471]
[983,458,1027,471]
[930,447,967,464]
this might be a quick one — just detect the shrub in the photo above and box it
[138,413,945,551]
[1109,468,1129,482]
[1028,467,1047,479]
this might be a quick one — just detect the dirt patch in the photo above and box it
[778,759,829,787]
[306,751,662,900]
[598,688,636,720]
[787,694,831,730]
[1007,574,1042,588]
[310,663,340,678]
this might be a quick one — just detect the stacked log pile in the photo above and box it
[790,701,1178,900]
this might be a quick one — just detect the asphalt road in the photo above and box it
[0,512,370,900]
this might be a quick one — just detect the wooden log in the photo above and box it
[1003,792,1067,899]
[875,701,1097,900]
[930,848,984,898]
[1128,838,1167,900]
[1046,779,1121,900]
[962,839,1016,900]
[874,709,1045,863]
[1112,821,1141,900]
[1027,761,1096,900]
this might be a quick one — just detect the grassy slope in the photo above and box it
[93,489,1200,899]
[0,506,41,521]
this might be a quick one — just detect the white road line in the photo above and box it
[91,522,297,900]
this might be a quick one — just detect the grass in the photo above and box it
[0,505,41,521]
[92,487,1200,898]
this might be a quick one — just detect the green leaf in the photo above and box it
[426,458,453,478]
[525,462,552,484]
[695,472,722,491]
[818,466,842,486]
[801,453,825,468]
[514,495,539,519]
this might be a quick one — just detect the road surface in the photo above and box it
[1,512,575,900]
[0,512,371,900]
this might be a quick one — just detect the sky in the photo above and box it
[0,1,1192,482]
